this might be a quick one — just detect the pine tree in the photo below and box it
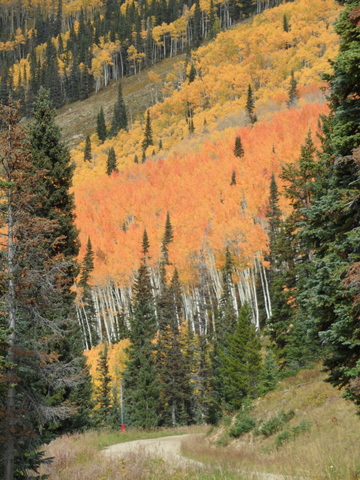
[234,136,244,157]
[97,106,107,143]
[0,102,89,479]
[258,350,279,397]
[188,63,196,83]
[106,147,118,175]
[84,134,92,162]
[287,70,299,107]
[142,109,153,152]
[123,231,159,428]
[299,2,360,407]
[26,89,92,432]
[94,343,112,427]
[218,304,261,411]
[283,13,289,32]
[230,170,237,185]
[161,211,174,265]
[110,81,128,137]
[246,84,257,124]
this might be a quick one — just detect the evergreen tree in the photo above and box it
[123,232,159,428]
[299,1,360,406]
[110,81,128,137]
[26,89,92,432]
[218,304,261,411]
[97,106,107,143]
[283,13,289,32]
[94,343,112,427]
[287,70,299,107]
[83,134,92,162]
[106,147,118,175]
[161,211,174,265]
[230,170,237,185]
[79,237,98,348]
[188,63,196,83]
[0,103,89,480]
[234,136,244,157]
[246,84,257,124]
[142,109,153,152]
[258,350,280,397]
[265,173,282,277]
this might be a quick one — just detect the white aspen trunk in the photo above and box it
[250,267,260,331]
[81,305,93,349]
[77,308,89,350]
[92,288,103,342]
[98,288,111,343]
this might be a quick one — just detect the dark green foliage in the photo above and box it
[229,416,256,437]
[83,135,92,162]
[246,84,257,124]
[234,136,244,157]
[161,212,174,265]
[218,304,261,411]
[123,233,159,429]
[106,147,118,175]
[94,343,112,427]
[110,82,128,137]
[230,170,236,185]
[96,107,107,143]
[266,132,322,367]
[259,409,295,437]
[283,14,289,32]
[142,110,153,152]
[188,63,197,83]
[134,154,139,163]
[275,419,311,448]
[28,87,79,260]
[258,350,280,397]
[287,70,299,107]
[79,237,95,288]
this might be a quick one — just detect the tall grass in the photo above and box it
[181,365,360,480]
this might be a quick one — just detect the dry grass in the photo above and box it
[54,54,186,150]
[181,365,360,480]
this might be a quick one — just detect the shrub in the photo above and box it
[229,417,256,438]
[260,410,295,437]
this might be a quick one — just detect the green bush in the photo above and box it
[260,410,295,437]
[275,430,291,448]
[229,417,256,438]
[275,419,311,448]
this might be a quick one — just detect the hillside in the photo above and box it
[37,365,360,479]
[68,0,342,344]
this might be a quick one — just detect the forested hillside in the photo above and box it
[2,0,360,478]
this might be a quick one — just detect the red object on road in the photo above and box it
[121,424,126,432]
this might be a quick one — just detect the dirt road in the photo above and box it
[103,433,204,468]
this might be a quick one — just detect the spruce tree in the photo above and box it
[142,109,153,152]
[84,134,92,162]
[123,231,159,428]
[287,70,299,107]
[246,84,257,124]
[0,103,89,479]
[299,1,360,407]
[161,211,174,265]
[106,147,118,175]
[26,89,92,432]
[110,81,128,137]
[79,237,98,348]
[94,343,112,427]
[218,304,261,411]
[97,106,107,143]
[234,136,244,157]
[230,170,237,185]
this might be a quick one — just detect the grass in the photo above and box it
[37,365,360,479]
[181,364,360,480]
[54,54,186,150]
